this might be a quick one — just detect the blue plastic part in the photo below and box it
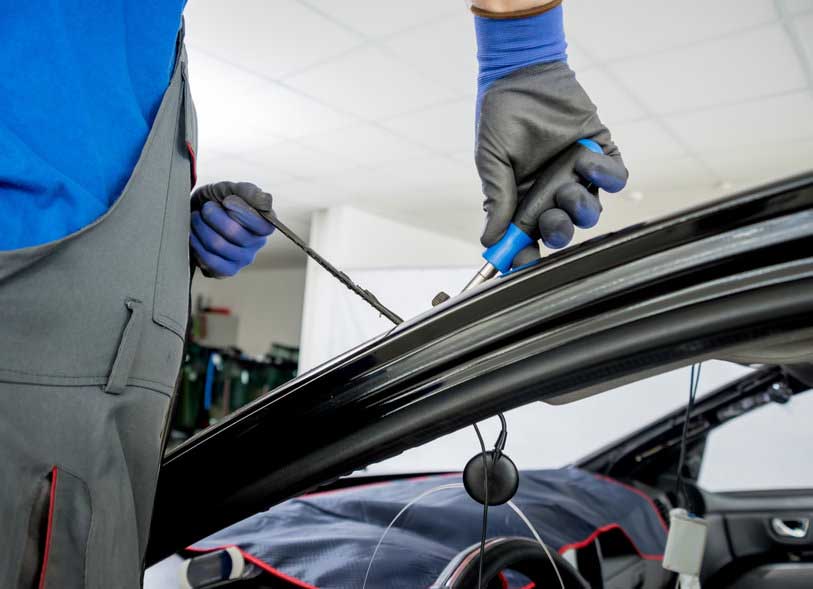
[502,257,543,277]
[577,138,603,154]
[203,352,216,411]
[483,223,534,273]
[482,139,605,274]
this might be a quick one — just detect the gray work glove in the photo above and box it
[477,61,628,267]
[190,182,276,278]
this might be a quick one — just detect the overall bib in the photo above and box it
[0,30,196,589]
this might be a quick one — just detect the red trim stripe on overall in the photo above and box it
[38,466,59,589]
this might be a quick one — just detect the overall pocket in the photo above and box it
[105,299,145,395]
[17,467,91,589]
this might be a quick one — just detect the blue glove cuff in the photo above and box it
[475,5,567,108]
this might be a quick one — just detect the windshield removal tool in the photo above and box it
[266,212,403,325]
[196,186,403,324]
[222,198,403,325]
[432,139,604,306]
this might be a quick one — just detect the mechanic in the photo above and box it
[0,1,625,587]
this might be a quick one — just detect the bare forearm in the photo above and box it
[468,0,558,14]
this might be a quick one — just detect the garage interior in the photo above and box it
[141,3,813,586]
[179,0,813,464]
[4,1,813,588]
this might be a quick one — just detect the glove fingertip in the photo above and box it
[577,155,628,194]
[201,200,219,213]
[538,208,574,249]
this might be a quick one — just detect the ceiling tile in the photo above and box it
[702,139,813,184]
[793,12,813,65]
[565,40,595,71]
[375,205,483,244]
[284,47,456,120]
[331,156,479,209]
[610,119,687,162]
[575,68,646,125]
[449,152,478,177]
[665,92,813,153]
[185,1,807,266]
[246,84,357,140]
[380,100,475,155]
[300,0,457,38]
[185,0,362,79]
[297,124,431,166]
[188,50,284,154]
[610,24,807,115]
[188,50,355,154]
[623,155,717,192]
[194,149,297,191]
[780,0,813,15]
[244,141,361,180]
[270,178,353,210]
[384,14,477,97]
[566,0,777,61]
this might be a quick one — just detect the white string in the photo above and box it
[507,500,565,589]
[361,483,465,589]
[360,483,566,589]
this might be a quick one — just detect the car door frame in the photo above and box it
[148,173,813,564]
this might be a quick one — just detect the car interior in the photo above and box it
[580,363,813,588]
[162,359,813,589]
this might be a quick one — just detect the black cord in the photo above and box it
[675,363,703,510]
[472,423,489,589]
[494,413,508,462]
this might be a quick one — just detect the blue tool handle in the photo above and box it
[483,139,603,273]
[577,138,603,154]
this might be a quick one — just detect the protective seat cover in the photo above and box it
[190,467,668,589]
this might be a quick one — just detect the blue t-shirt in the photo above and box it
[0,1,186,250]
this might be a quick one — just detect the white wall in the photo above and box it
[299,206,481,371]
[699,388,813,491]
[191,266,306,357]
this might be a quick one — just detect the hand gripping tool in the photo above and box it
[464,138,603,291]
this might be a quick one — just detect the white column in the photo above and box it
[298,206,480,372]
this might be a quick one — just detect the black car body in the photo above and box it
[149,173,813,587]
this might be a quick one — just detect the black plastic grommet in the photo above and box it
[463,450,519,506]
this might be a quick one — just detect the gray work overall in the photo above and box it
[0,29,196,589]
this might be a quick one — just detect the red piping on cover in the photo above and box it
[593,474,670,531]
[186,545,319,589]
[186,141,197,188]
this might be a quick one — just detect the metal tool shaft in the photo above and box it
[261,210,403,326]
[462,262,498,293]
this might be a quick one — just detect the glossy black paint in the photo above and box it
[148,174,813,563]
